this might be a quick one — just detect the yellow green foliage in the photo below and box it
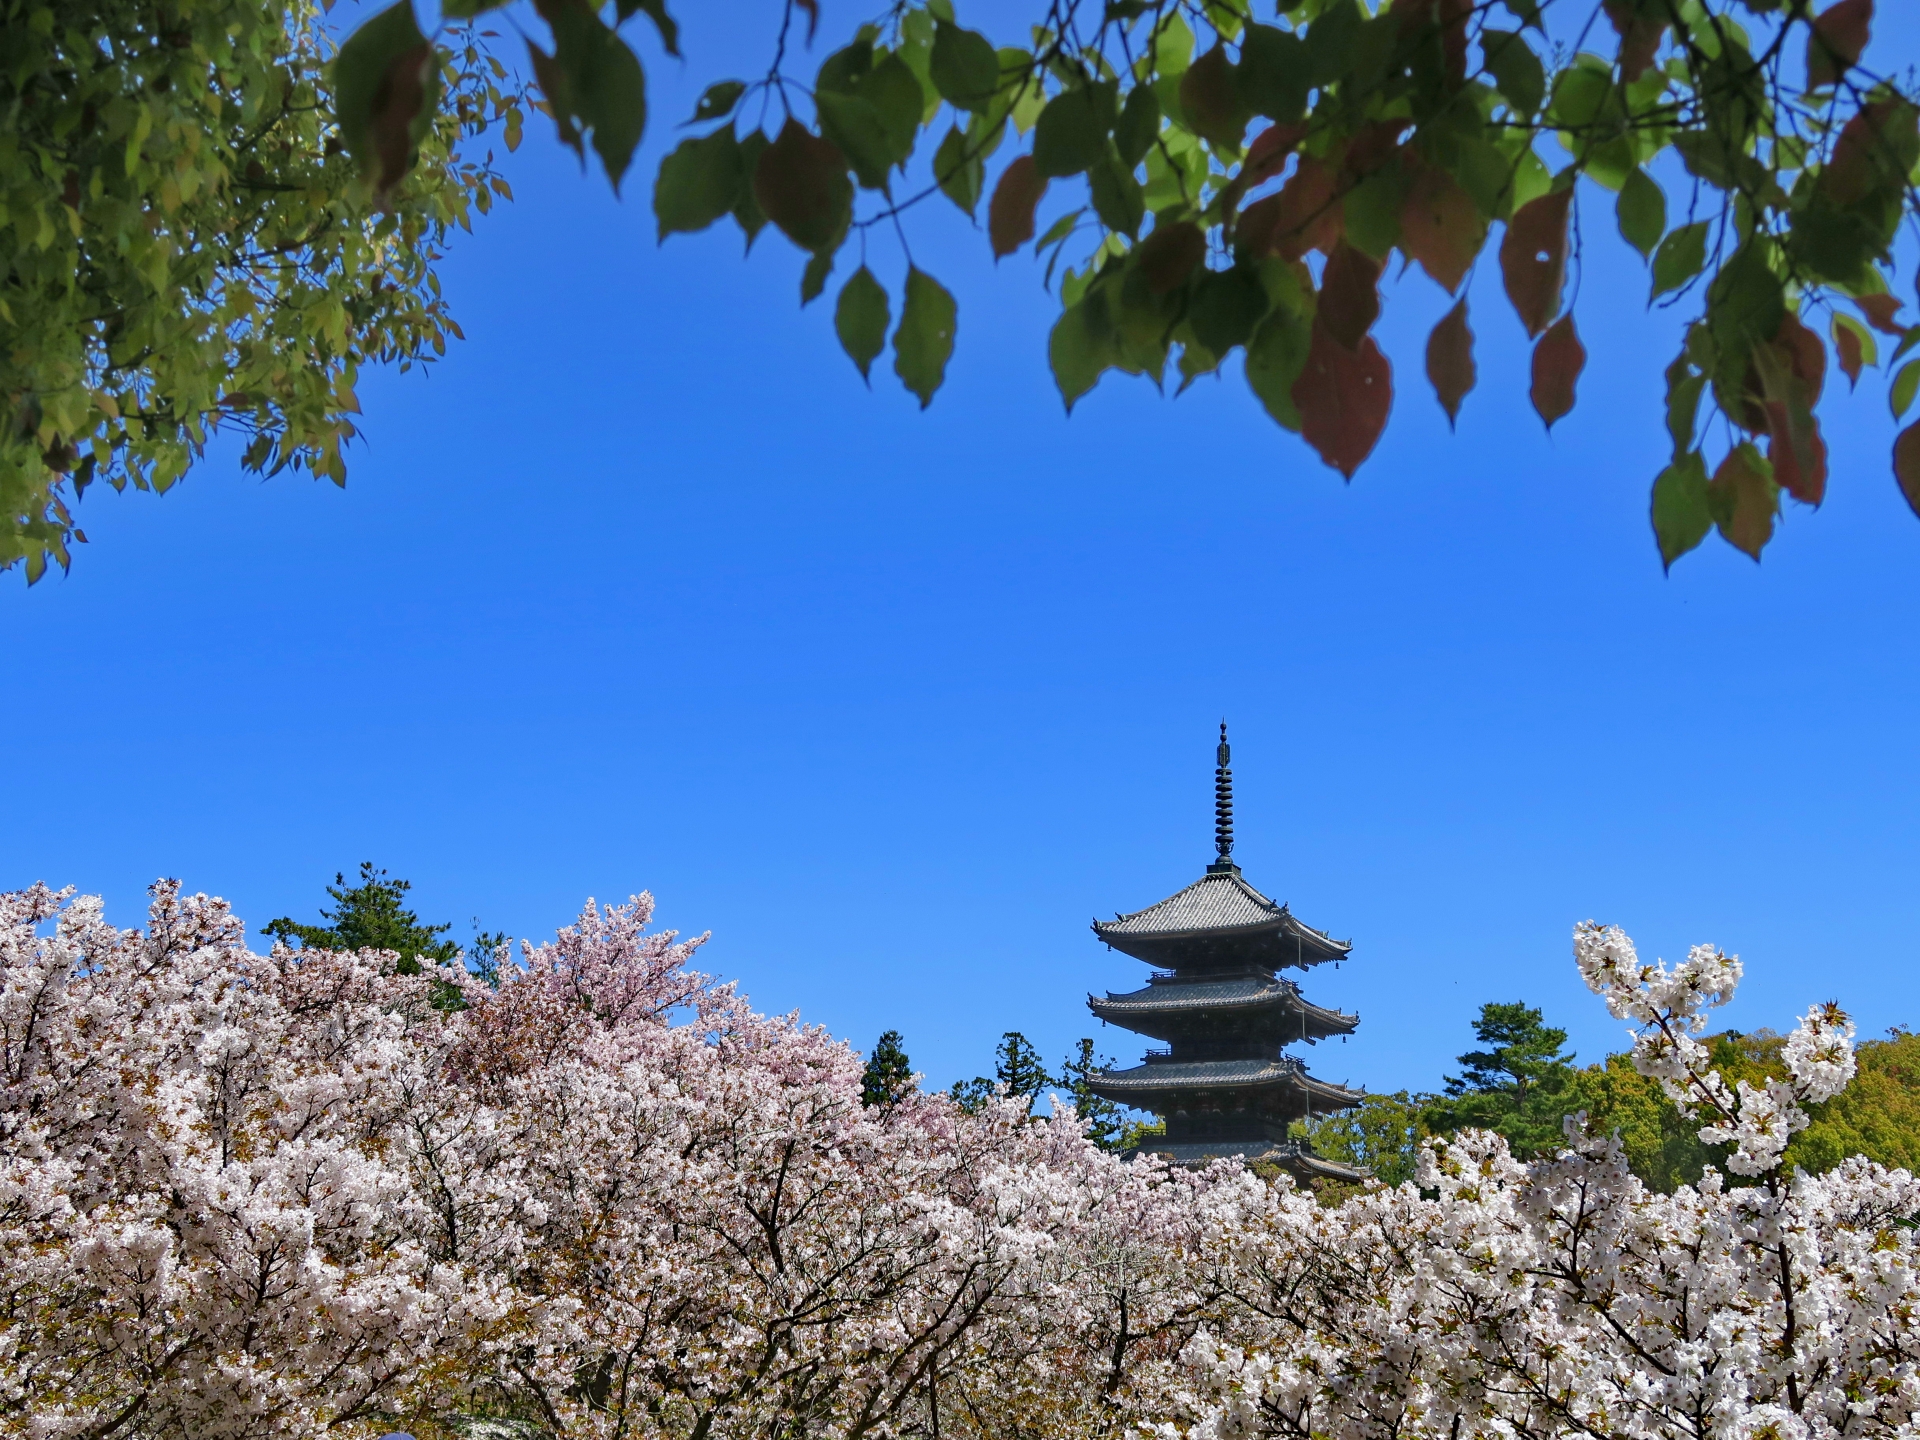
[0,0,524,579]
[1577,1029,1920,1191]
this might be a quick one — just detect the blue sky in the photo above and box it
[7,1,1919,1099]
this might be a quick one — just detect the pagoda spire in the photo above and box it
[1210,722,1236,874]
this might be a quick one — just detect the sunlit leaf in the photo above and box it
[1891,359,1920,420]
[1831,313,1874,388]
[1707,442,1778,560]
[1650,453,1711,570]
[1650,222,1709,300]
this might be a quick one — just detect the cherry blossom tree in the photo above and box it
[4,878,1914,1440]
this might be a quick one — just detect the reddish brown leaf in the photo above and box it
[1425,297,1475,429]
[1530,314,1586,429]
[754,119,853,253]
[1392,0,1471,85]
[371,41,435,195]
[1137,220,1206,294]
[1602,0,1667,80]
[1240,156,1343,260]
[1318,243,1382,352]
[1855,292,1904,336]
[1292,322,1393,479]
[1343,121,1410,181]
[1826,99,1913,206]
[1224,124,1304,213]
[1767,406,1828,506]
[1834,321,1866,388]
[1806,0,1871,90]
[1181,45,1248,148]
[1500,188,1571,338]
[988,155,1048,260]
[1896,421,1920,519]
[794,0,820,42]
[1399,161,1483,295]
[1775,312,1827,402]
[1708,444,1779,560]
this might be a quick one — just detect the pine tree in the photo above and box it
[1057,1038,1127,1150]
[949,1031,1052,1116]
[861,1030,915,1110]
[262,863,459,972]
[1423,1002,1581,1158]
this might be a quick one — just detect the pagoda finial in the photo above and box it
[1210,721,1236,872]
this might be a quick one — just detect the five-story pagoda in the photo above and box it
[1086,727,1368,1182]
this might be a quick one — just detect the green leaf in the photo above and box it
[1302,0,1360,87]
[1113,84,1161,169]
[1244,307,1310,431]
[1651,452,1711,570]
[1033,83,1117,178]
[1650,221,1708,299]
[1050,298,1113,410]
[545,4,648,189]
[1237,24,1309,124]
[934,125,983,215]
[893,267,957,407]
[732,129,769,247]
[835,267,891,381]
[689,81,745,124]
[1664,354,1704,458]
[1343,169,1405,262]
[816,92,897,190]
[1089,148,1145,239]
[332,1,437,192]
[1480,30,1543,119]
[1036,207,1083,251]
[931,20,1000,111]
[1893,359,1920,420]
[654,124,743,239]
[1616,168,1665,260]
[1187,267,1268,355]
[801,247,835,305]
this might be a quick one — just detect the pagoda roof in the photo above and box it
[1133,1139,1371,1182]
[1088,1057,1365,1108]
[1092,868,1351,969]
[1089,975,1357,1038]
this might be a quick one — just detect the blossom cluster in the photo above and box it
[2,886,1913,1440]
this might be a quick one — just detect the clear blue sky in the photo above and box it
[7,2,1919,1099]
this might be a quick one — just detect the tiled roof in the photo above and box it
[1135,1140,1371,1182]
[1091,975,1358,1030]
[1091,869,1351,967]
[1089,1058,1364,1103]
[1097,871,1285,937]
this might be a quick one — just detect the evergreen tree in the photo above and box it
[1057,1038,1128,1151]
[262,863,460,974]
[1423,1002,1581,1158]
[949,1031,1052,1116]
[861,1031,915,1110]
